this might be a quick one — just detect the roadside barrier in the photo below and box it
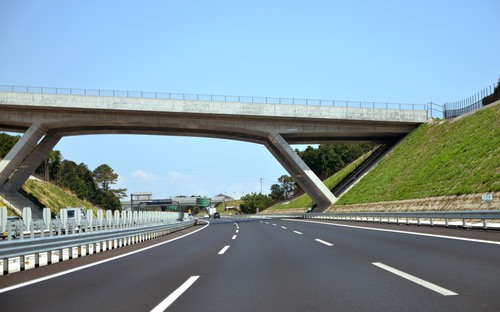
[0,206,195,275]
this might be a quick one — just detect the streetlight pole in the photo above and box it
[173,200,182,221]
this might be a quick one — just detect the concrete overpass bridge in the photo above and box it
[0,87,428,212]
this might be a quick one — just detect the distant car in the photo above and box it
[213,212,220,219]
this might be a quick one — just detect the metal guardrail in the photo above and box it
[0,219,197,275]
[222,210,500,230]
[443,82,498,119]
[0,85,428,112]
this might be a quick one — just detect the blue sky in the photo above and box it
[1,0,499,199]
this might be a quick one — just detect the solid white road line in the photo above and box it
[0,222,210,294]
[218,245,230,255]
[373,262,458,296]
[315,239,334,247]
[232,235,237,240]
[150,276,200,312]
[293,231,303,235]
[286,219,500,245]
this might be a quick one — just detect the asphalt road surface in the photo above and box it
[1,218,499,311]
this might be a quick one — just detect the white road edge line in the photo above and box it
[218,245,230,255]
[315,239,334,247]
[373,262,458,296]
[285,219,500,245]
[150,275,200,312]
[0,222,210,294]
[293,231,303,235]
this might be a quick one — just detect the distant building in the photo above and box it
[120,193,235,211]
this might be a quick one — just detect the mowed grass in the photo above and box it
[21,178,98,216]
[337,104,500,204]
[266,151,373,211]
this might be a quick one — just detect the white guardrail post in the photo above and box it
[0,209,197,275]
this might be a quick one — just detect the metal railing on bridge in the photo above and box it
[0,84,428,113]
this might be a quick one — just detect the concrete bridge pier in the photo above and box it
[3,131,61,191]
[265,133,337,211]
[0,124,47,188]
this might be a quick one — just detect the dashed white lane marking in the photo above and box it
[236,230,239,233]
[272,224,277,226]
[150,275,200,312]
[293,231,303,235]
[218,246,230,255]
[281,226,287,229]
[315,239,334,247]
[232,235,237,240]
[372,262,458,296]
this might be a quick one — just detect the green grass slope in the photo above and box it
[265,151,374,211]
[21,178,99,216]
[337,103,500,205]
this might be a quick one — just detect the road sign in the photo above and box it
[482,194,493,203]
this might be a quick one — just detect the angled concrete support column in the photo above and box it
[3,132,61,192]
[0,124,47,187]
[265,133,336,211]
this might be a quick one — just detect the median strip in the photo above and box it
[372,262,458,296]
[150,275,199,312]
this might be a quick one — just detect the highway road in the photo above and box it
[1,217,500,311]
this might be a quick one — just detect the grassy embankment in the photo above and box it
[266,103,500,212]
[265,151,374,212]
[0,178,99,217]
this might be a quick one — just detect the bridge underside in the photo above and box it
[0,93,424,212]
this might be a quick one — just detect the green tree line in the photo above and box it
[0,133,125,211]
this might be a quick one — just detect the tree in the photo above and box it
[93,164,118,191]
[93,164,127,200]
[270,175,297,200]
[94,189,122,211]
[270,183,284,201]
[0,133,20,158]
[36,150,62,181]
[239,193,274,214]
[56,161,98,200]
[296,144,373,179]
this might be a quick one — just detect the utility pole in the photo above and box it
[260,178,263,194]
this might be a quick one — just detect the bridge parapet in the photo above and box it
[0,85,429,120]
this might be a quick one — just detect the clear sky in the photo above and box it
[1,0,499,199]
